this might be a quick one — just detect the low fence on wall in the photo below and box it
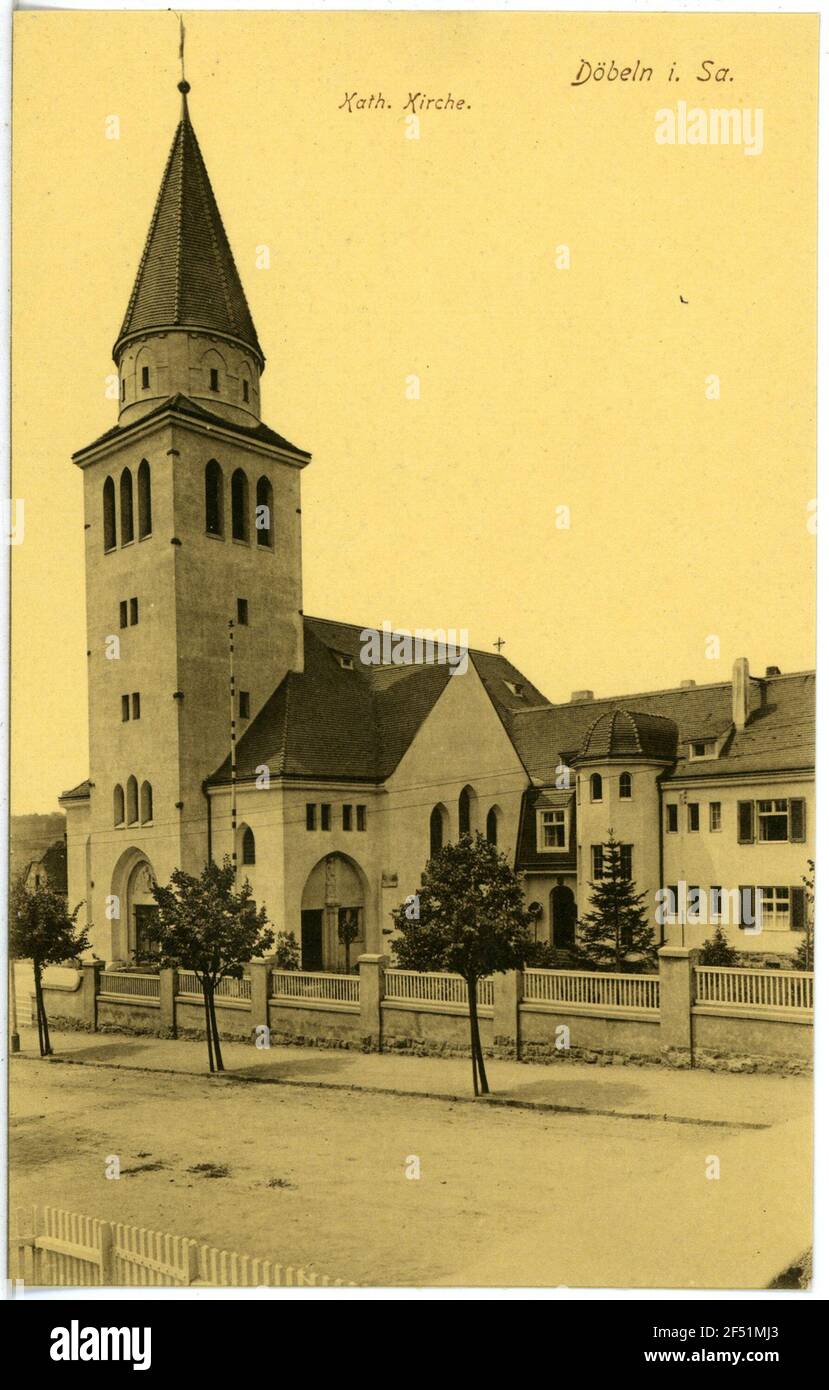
[32,951,813,1073]
[11,1205,354,1289]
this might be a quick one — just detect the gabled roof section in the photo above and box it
[72,393,310,463]
[59,778,91,802]
[115,89,263,364]
[510,672,815,784]
[207,618,553,786]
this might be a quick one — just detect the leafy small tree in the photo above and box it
[577,831,656,971]
[391,833,532,1096]
[338,910,360,973]
[146,858,274,1072]
[9,874,89,1057]
[272,931,300,971]
[698,922,739,967]
[793,860,814,972]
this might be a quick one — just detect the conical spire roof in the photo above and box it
[115,84,263,365]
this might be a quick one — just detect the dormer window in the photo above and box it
[689,740,715,760]
[210,368,220,392]
[336,653,354,670]
[504,680,524,698]
[537,807,568,851]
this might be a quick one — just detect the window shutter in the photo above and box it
[790,799,806,843]
[737,885,754,929]
[737,801,754,844]
[791,887,806,931]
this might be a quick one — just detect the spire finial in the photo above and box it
[177,14,190,99]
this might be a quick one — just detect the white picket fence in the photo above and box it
[695,966,813,1014]
[177,971,252,1003]
[523,968,660,1013]
[271,970,360,1006]
[99,971,160,1001]
[12,1205,354,1288]
[385,970,494,1011]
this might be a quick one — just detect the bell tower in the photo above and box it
[74,78,310,957]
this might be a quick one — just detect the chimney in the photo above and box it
[732,657,750,731]
[570,689,594,703]
[765,665,781,677]
[680,679,696,689]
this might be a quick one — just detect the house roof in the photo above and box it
[510,671,815,785]
[575,708,678,763]
[59,779,91,802]
[207,617,552,786]
[72,392,310,463]
[114,89,263,364]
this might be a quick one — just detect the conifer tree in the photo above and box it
[577,831,655,971]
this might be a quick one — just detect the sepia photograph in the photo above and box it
[3,3,820,1320]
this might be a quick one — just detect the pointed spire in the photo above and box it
[114,79,264,366]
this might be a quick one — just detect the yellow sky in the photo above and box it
[11,10,817,813]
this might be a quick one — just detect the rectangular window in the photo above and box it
[759,885,790,931]
[710,886,723,919]
[321,803,331,831]
[239,691,250,719]
[210,368,220,392]
[691,741,708,759]
[790,799,806,842]
[141,366,150,389]
[758,798,790,842]
[121,694,130,722]
[738,800,754,843]
[129,597,139,626]
[687,803,700,832]
[539,808,566,850]
[709,801,721,832]
[591,844,604,880]
[620,844,633,880]
[687,885,701,920]
[119,600,128,629]
[237,598,249,626]
[242,380,250,403]
[131,692,140,720]
[306,804,316,831]
[666,803,678,833]
[357,804,367,831]
[342,804,353,831]
[665,885,678,923]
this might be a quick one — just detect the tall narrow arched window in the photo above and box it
[590,772,603,802]
[242,826,256,865]
[231,468,249,541]
[137,460,152,538]
[486,806,499,845]
[619,772,632,800]
[430,804,447,859]
[113,784,125,827]
[205,460,224,536]
[256,475,274,547]
[140,781,153,825]
[120,468,134,544]
[103,476,116,551]
[126,776,139,825]
[458,785,476,837]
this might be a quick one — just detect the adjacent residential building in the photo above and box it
[60,80,815,969]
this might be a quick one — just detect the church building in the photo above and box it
[60,81,815,970]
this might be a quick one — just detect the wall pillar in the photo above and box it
[358,953,387,1052]
[81,960,103,1032]
[159,968,177,1037]
[494,969,523,1059]
[658,945,699,1066]
[248,959,273,1041]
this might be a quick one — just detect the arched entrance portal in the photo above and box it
[550,882,577,950]
[301,854,366,972]
[110,848,158,965]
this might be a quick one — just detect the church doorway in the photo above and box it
[300,854,367,971]
[551,882,577,950]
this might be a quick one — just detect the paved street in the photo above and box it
[10,1030,811,1289]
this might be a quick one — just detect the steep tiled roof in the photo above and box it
[72,393,310,462]
[208,618,552,785]
[115,93,263,363]
[511,672,815,785]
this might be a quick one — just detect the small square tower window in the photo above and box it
[141,366,150,389]
[129,597,139,625]
[132,692,141,720]
[666,804,678,833]
[306,804,317,831]
[342,804,353,831]
[321,804,331,831]
[210,368,220,392]
[357,805,367,831]
[237,598,249,625]
[121,694,130,722]
[239,691,250,719]
[119,600,128,629]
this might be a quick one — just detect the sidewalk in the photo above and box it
[12,1026,811,1129]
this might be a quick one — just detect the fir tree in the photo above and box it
[698,922,739,967]
[577,831,655,971]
